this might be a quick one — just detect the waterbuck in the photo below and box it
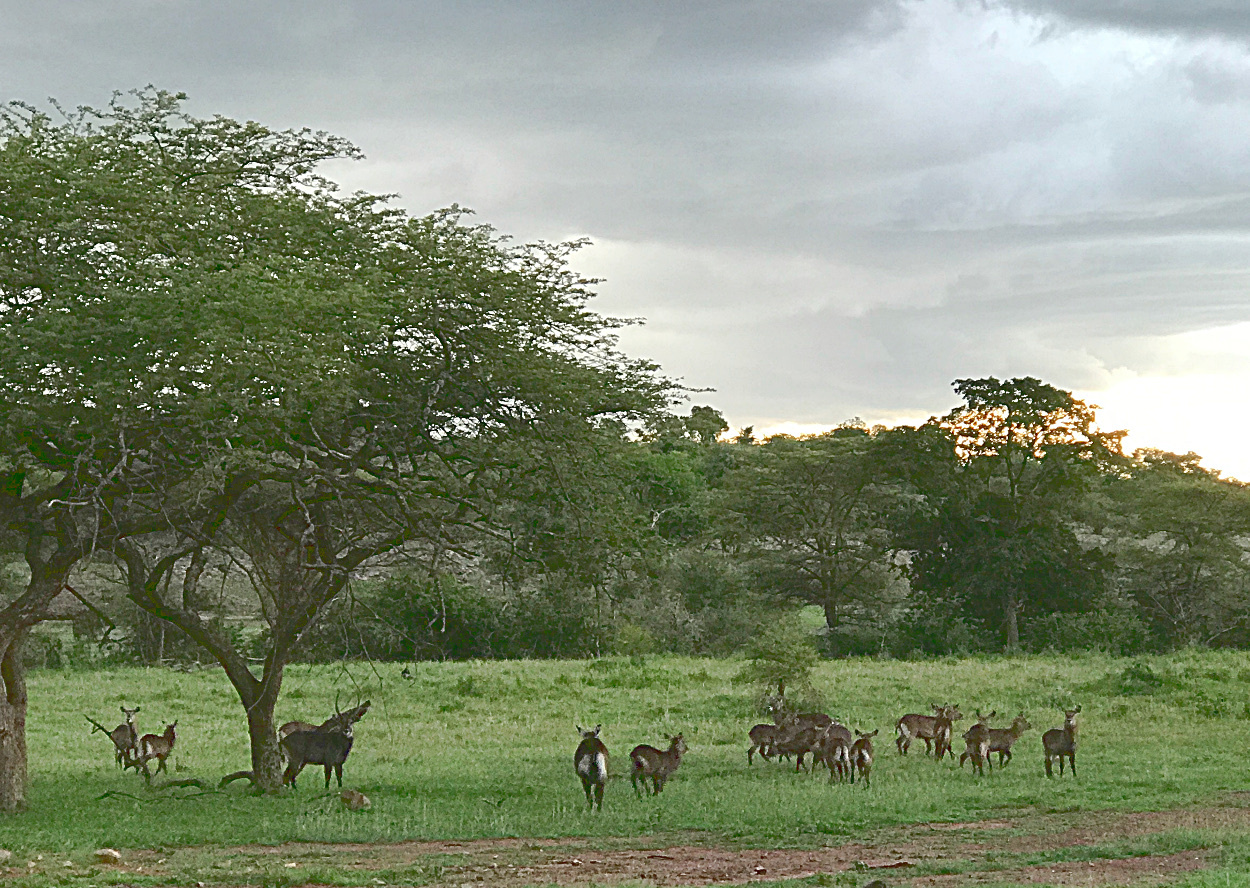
[279,700,371,739]
[281,721,356,789]
[86,705,140,769]
[849,729,878,787]
[136,722,177,781]
[748,723,780,764]
[814,722,853,779]
[768,696,834,733]
[630,733,686,796]
[958,710,996,775]
[574,725,609,811]
[1043,706,1081,778]
[896,704,962,756]
[986,713,1031,767]
[773,723,825,772]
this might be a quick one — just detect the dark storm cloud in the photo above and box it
[6,0,1250,457]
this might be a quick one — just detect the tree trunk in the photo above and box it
[0,632,29,812]
[1005,592,1020,653]
[244,663,286,793]
[823,601,839,632]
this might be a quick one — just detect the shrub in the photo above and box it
[1022,606,1153,655]
[735,614,820,699]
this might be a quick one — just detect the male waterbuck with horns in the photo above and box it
[574,725,609,811]
[280,701,370,789]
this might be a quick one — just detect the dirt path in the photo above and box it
[16,800,1247,887]
[261,804,1243,887]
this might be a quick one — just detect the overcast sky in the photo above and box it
[6,1,1250,475]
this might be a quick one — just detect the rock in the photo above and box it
[341,789,371,811]
[94,849,122,865]
[0,849,10,862]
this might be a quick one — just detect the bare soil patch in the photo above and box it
[13,800,1243,887]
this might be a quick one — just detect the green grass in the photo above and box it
[3,648,1250,856]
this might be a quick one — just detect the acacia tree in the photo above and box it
[720,427,903,641]
[0,89,670,795]
[1107,449,1250,646]
[902,377,1123,651]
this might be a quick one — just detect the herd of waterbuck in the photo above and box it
[574,700,1082,811]
[88,700,372,789]
[87,691,1080,808]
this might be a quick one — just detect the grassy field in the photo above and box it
[3,650,1250,886]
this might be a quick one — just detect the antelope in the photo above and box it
[748,723,781,764]
[986,713,1031,767]
[86,705,140,769]
[574,725,609,811]
[768,696,834,732]
[814,722,853,779]
[896,704,962,756]
[850,729,878,787]
[958,710,996,776]
[773,723,825,772]
[279,700,371,739]
[1043,706,1081,778]
[630,733,686,796]
[281,720,356,789]
[136,722,177,781]
[933,705,962,760]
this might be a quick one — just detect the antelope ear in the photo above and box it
[576,725,584,734]
[1075,705,1082,713]
[594,724,602,735]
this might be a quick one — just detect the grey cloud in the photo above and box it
[993,1,1250,39]
[6,0,1250,457]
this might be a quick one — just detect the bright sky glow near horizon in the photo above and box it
[5,1,1250,480]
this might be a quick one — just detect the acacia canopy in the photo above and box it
[0,88,672,797]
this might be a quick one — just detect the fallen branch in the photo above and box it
[152,778,214,791]
[219,769,257,789]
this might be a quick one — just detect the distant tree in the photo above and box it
[897,378,1123,651]
[1107,449,1250,647]
[721,427,904,642]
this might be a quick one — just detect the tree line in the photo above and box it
[1,89,1247,811]
[326,377,1244,665]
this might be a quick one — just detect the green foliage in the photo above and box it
[1020,607,1152,655]
[303,571,600,661]
[720,428,904,634]
[736,615,821,698]
[897,377,1123,651]
[1104,449,1250,648]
